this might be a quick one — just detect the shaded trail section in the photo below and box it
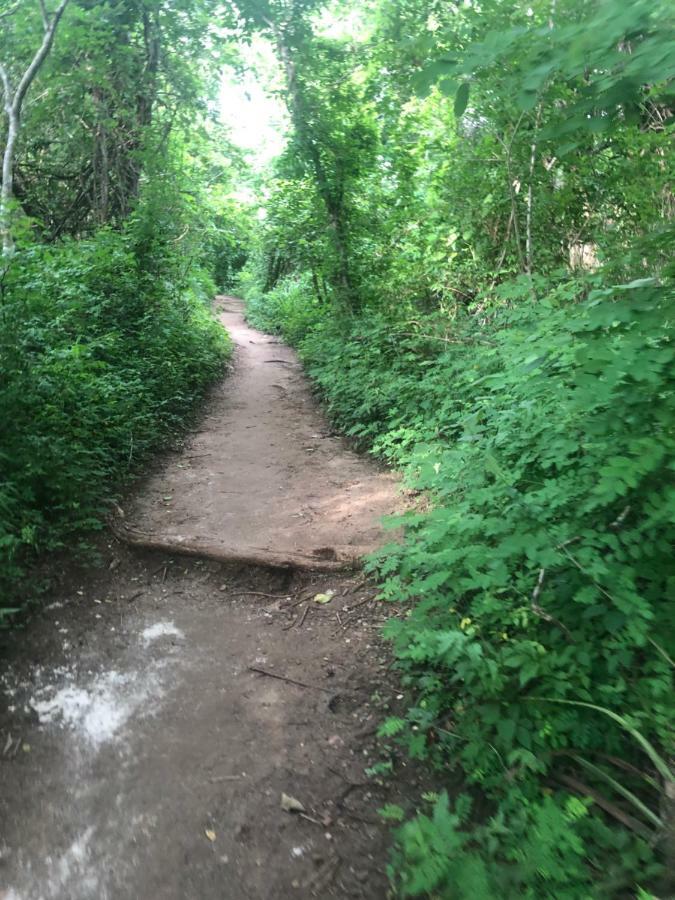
[0,298,417,900]
[122,296,401,569]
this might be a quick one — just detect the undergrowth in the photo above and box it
[244,272,675,897]
[0,226,230,615]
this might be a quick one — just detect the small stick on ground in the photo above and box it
[284,590,316,610]
[297,603,310,629]
[248,665,334,693]
[298,811,323,826]
[345,594,376,613]
[303,854,341,892]
[161,566,167,584]
[338,808,379,826]
[347,576,370,593]
[236,590,288,599]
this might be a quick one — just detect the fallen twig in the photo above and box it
[346,576,369,593]
[286,596,309,609]
[298,811,323,826]
[345,594,376,613]
[297,603,310,628]
[302,853,341,892]
[248,665,334,693]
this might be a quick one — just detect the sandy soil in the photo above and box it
[0,300,420,900]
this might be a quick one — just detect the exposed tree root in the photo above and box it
[113,522,365,572]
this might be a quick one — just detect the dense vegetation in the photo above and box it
[241,0,675,895]
[2,0,673,895]
[0,0,250,609]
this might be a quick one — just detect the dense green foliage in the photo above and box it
[0,1,250,611]
[252,276,673,897]
[242,0,675,894]
[0,215,229,611]
[2,0,673,893]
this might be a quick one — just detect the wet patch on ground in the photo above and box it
[0,542,425,899]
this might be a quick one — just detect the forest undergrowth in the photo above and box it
[241,0,675,894]
[1,0,673,895]
[0,0,248,613]
[246,272,674,897]
[0,216,230,610]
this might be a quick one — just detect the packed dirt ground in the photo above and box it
[0,299,422,899]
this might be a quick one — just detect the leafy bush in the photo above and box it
[243,271,324,344]
[257,274,674,896]
[0,226,230,613]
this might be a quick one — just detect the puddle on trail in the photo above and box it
[0,619,187,900]
[29,668,161,746]
[1,619,186,749]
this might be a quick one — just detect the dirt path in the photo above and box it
[0,300,415,900]
[122,297,401,569]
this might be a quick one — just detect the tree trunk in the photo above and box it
[0,0,70,255]
[0,105,19,256]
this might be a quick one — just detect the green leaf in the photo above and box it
[454,82,470,118]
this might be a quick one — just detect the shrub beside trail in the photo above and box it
[244,271,675,897]
[0,226,230,615]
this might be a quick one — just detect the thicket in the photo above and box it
[0,0,251,613]
[242,0,675,895]
[0,216,229,610]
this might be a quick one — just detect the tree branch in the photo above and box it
[38,0,49,30]
[13,0,69,114]
[0,1,20,22]
[1,0,69,254]
[0,63,11,111]
[530,567,573,640]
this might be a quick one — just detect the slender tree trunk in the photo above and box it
[0,0,69,255]
[0,101,19,256]
[125,8,160,204]
[525,108,542,276]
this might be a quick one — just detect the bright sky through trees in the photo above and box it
[219,35,286,169]
[218,4,369,169]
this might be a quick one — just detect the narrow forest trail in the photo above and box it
[0,300,415,900]
[122,297,400,568]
